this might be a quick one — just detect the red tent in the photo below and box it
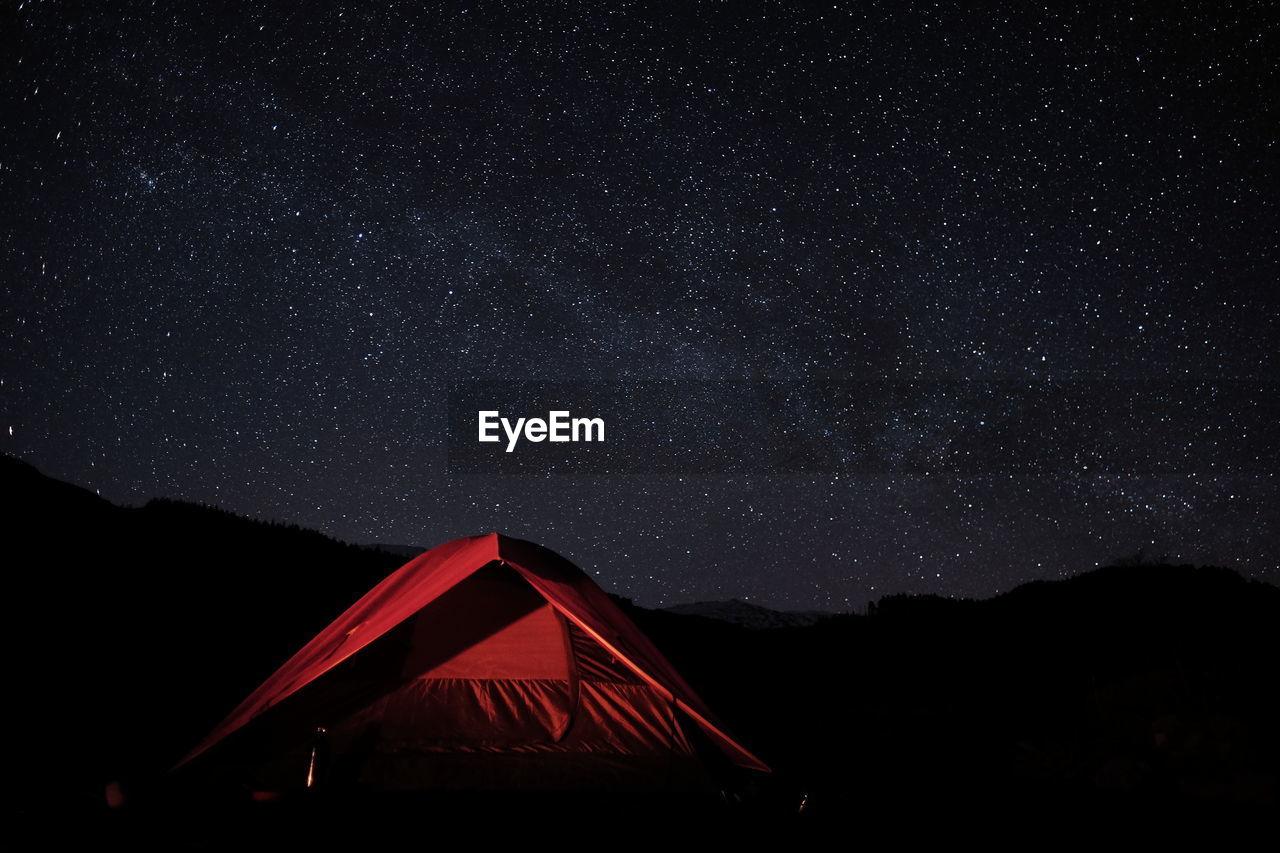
[179,533,768,792]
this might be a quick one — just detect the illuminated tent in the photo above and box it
[178,533,768,793]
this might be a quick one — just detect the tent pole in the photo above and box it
[306,726,327,789]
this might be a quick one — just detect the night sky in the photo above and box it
[3,1,1277,609]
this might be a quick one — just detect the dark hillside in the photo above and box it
[3,455,405,807]
[4,454,1276,822]
[628,563,1279,815]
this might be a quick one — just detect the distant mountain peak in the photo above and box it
[662,598,831,629]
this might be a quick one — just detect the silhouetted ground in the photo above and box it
[4,453,1276,843]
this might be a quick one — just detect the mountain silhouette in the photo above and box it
[663,598,831,629]
[3,453,1276,825]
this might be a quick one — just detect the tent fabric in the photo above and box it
[317,680,708,792]
[178,533,768,779]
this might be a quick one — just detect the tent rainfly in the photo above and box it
[178,533,768,793]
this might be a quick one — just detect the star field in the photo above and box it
[2,1,1277,608]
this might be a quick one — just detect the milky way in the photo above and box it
[3,1,1276,608]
